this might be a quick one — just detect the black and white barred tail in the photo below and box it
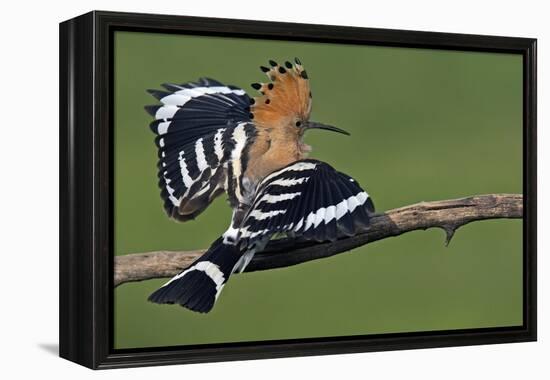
[149,159,375,313]
[148,238,243,313]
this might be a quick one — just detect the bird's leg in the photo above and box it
[222,204,250,244]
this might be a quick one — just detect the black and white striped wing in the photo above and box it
[238,159,375,247]
[146,78,254,221]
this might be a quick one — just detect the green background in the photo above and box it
[114,31,523,349]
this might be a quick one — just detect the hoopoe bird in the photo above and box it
[145,58,375,313]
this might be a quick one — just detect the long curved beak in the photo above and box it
[306,121,350,136]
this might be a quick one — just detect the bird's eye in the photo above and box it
[295,121,302,127]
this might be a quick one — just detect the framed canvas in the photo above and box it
[59,11,537,369]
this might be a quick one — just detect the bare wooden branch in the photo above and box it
[115,193,522,287]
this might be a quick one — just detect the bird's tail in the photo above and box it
[148,237,242,313]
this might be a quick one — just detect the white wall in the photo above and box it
[0,0,546,378]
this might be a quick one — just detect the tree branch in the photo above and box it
[114,193,522,287]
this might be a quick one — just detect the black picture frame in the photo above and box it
[59,10,537,369]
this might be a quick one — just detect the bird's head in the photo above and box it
[249,58,349,141]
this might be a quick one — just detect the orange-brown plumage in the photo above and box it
[250,59,311,129]
[245,59,313,184]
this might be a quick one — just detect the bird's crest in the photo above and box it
[249,58,312,127]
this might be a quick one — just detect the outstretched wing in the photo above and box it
[237,159,375,248]
[146,78,255,221]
